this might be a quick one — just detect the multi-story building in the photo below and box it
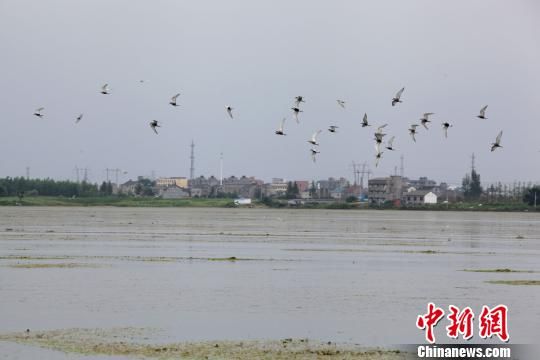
[368,176,403,205]
[156,177,188,189]
[119,179,138,194]
[188,175,262,198]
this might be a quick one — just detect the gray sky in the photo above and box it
[1,0,539,186]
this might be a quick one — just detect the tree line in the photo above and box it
[0,177,112,197]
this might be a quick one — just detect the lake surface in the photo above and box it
[0,207,539,358]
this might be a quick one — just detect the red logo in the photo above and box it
[446,305,474,340]
[416,302,445,343]
[417,304,509,343]
[479,304,509,342]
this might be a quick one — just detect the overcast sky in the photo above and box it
[1,0,539,185]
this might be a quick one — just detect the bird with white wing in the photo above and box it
[101,84,110,95]
[409,124,419,142]
[420,112,434,130]
[275,118,286,136]
[391,87,405,106]
[33,107,44,118]
[490,131,503,152]
[307,130,322,146]
[169,93,180,107]
[477,105,488,119]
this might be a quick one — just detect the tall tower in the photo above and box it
[219,152,223,186]
[190,140,195,180]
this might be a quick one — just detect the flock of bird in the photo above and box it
[272,88,503,166]
[31,84,504,168]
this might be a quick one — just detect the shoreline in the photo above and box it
[0,196,537,212]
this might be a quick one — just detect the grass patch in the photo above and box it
[463,269,535,273]
[0,196,234,208]
[8,263,100,269]
[0,328,407,360]
[486,280,540,286]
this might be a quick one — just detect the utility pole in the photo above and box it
[471,153,476,172]
[26,167,30,180]
[350,161,358,186]
[74,166,80,183]
[359,162,368,189]
[219,152,223,186]
[113,169,121,185]
[83,168,88,182]
[190,140,195,180]
[105,168,122,184]
[400,155,404,178]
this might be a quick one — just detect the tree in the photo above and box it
[462,169,482,201]
[285,181,300,199]
[309,181,317,198]
[523,186,540,207]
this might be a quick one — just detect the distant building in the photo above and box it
[295,181,310,193]
[119,179,138,194]
[188,175,262,198]
[313,177,349,199]
[407,177,437,191]
[267,178,288,197]
[156,177,188,189]
[402,190,438,205]
[368,176,404,205]
[161,186,190,199]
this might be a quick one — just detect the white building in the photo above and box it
[402,191,437,205]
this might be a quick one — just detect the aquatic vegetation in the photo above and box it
[0,328,408,359]
[486,280,540,286]
[8,263,101,269]
[463,269,535,273]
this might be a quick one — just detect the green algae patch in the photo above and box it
[486,280,540,286]
[0,328,408,359]
[463,269,535,273]
[7,263,100,269]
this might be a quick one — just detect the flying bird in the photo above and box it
[308,130,322,146]
[409,124,419,142]
[275,118,286,136]
[385,136,396,151]
[75,113,83,124]
[101,84,110,94]
[374,124,387,144]
[336,100,346,109]
[376,124,388,133]
[310,148,320,163]
[442,122,452,138]
[391,87,405,106]
[420,113,434,130]
[150,120,161,134]
[292,107,303,123]
[490,130,503,152]
[361,113,370,127]
[294,96,305,107]
[477,105,488,119]
[226,106,234,119]
[169,93,180,107]
[33,107,44,118]
[328,125,339,133]
[375,144,383,167]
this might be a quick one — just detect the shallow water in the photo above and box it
[0,207,539,358]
